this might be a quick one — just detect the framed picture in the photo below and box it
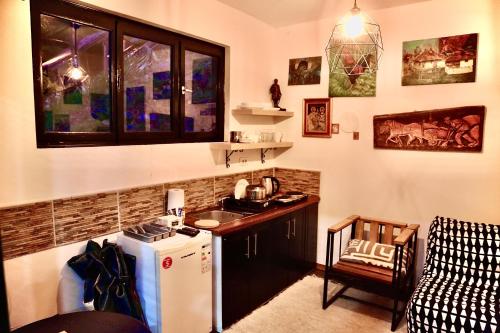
[288,57,322,85]
[327,46,377,97]
[373,105,485,152]
[402,33,478,86]
[303,98,331,138]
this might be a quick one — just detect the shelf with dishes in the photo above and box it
[210,141,294,167]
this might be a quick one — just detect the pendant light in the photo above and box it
[64,23,89,83]
[325,0,383,79]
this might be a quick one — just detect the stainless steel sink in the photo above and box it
[194,210,245,224]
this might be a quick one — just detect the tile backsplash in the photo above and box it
[0,202,55,260]
[275,168,320,195]
[119,185,164,229]
[54,192,119,246]
[0,167,320,260]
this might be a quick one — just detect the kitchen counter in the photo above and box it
[184,195,320,236]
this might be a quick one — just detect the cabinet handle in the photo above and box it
[292,218,296,237]
[254,233,258,256]
[245,236,250,259]
[286,220,290,239]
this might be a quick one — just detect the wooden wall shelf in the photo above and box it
[232,108,294,118]
[210,142,293,167]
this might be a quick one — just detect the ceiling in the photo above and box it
[216,0,430,27]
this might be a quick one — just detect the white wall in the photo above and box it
[0,0,280,329]
[0,0,279,208]
[274,0,500,270]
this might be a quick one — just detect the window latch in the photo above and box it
[181,85,193,95]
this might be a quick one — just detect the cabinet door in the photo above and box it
[271,215,291,294]
[248,221,277,310]
[288,209,308,283]
[221,230,251,328]
[304,204,319,270]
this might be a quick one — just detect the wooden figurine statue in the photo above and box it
[269,79,286,111]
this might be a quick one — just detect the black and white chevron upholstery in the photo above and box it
[406,216,499,333]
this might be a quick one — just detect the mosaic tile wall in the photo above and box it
[0,167,320,260]
[274,167,321,195]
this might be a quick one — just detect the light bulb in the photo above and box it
[64,56,88,83]
[345,14,364,38]
[67,66,84,81]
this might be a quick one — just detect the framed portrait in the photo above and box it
[303,98,331,138]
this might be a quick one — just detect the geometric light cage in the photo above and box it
[325,12,383,79]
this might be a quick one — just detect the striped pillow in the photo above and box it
[340,239,411,274]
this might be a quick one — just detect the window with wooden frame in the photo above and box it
[30,0,225,147]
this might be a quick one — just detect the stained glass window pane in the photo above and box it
[123,36,172,132]
[184,51,218,133]
[40,14,111,133]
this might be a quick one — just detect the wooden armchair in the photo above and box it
[322,215,419,331]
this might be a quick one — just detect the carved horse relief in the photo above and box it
[374,106,485,152]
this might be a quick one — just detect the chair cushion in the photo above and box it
[406,274,498,333]
[340,239,411,274]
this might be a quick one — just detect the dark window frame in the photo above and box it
[30,0,225,148]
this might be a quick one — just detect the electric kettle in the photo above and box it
[261,176,280,196]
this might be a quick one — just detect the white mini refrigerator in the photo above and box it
[117,230,213,333]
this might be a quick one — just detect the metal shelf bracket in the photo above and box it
[260,148,273,164]
[225,149,243,168]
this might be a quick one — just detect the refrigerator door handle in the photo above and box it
[286,220,290,239]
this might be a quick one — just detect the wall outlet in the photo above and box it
[239,157,248,166]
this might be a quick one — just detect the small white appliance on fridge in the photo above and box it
[117,230,212,333]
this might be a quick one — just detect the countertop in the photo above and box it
[184,195,320,236]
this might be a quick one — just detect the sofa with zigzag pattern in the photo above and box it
[406,216,499,333]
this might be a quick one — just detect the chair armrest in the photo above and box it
[328,215,360,233]
[393,225,418,246]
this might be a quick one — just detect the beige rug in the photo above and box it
[226,275,408,333]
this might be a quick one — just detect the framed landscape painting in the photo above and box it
[303,98,331,138]
[402,33,478,86]
[373,105,485,152]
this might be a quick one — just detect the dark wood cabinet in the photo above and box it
[221,229,251,328]
[248,221,277,310]
[304,204,319,268]
[271,215,292,294]
[221,204,319,328]
[288,209,308,283]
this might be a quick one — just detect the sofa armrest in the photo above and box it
[328,215,360,233]
[394,225,419,246]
